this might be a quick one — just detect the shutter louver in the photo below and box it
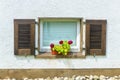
[14,19,35,55]
[18,24,31,49]
[90,24,102,49]
[86,20,107,55]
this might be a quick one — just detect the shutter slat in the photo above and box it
[86,20,107,55]
[90,25,102,49]
[18,24,31,49]
[14,19,35,55]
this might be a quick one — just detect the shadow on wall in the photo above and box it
[14,55,35,60]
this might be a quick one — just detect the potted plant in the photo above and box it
[50,40,73,55]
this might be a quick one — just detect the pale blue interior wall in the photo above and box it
[0,0,120,68]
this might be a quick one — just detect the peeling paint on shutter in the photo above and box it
[86,20,107,55]
[14,19,35,55]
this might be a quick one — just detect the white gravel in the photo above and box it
[1,75,120,80]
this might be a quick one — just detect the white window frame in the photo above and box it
[39,18,80,52]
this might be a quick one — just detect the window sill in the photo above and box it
[35,52,86,58]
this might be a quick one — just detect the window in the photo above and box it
[14,18,107,57]
[39,19,80,52]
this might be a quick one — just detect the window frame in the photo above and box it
[38,18,83,53]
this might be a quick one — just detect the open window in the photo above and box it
[14,18,107,58]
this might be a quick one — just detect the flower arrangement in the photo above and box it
[50,40,73,55]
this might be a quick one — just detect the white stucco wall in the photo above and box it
[0,0,120,69]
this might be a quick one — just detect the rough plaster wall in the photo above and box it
[0,0,120,68]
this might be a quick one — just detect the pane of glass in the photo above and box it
[43,21,77,46]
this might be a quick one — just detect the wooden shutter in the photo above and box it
[14,19,35,55]
[86,20,107,55]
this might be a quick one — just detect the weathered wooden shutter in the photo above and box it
[86,20,107,55]
[14,19,35,55]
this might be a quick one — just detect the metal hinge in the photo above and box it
[83,22,86,24]
[35,21,38,24]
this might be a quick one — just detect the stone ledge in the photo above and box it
[35,52,86,58]
[1,75,120,80]
[0,69,120,79]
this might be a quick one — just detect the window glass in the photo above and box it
[43,21,77,46]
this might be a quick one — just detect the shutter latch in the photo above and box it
[93,53,97,61]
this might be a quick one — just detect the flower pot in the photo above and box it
[51,50,58,55]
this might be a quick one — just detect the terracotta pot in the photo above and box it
[51,49,58,55]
